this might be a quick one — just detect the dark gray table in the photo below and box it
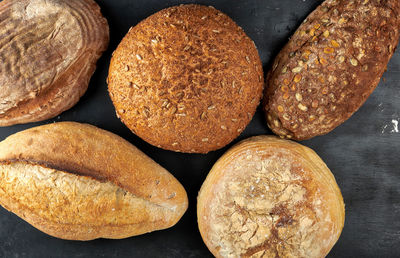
[0,0,399,257]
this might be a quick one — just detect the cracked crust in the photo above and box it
[0,122,188,240]
[108,4,264,153]
[0,0,109,126]
[197,136,344,257]
[264,0,400,140]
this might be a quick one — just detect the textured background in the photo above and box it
[0,0,399,257]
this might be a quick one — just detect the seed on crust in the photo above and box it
[319,57,328,65]
[295,93,303,102]
[293,74,302,83]
[331,40,340,48]
[298,103,308,111]
[350,58,358,66]
[283,92,290,100]
[324,47,334,54]
[292,67,303,73]
[338,17,347,24]
[283,113,290,120]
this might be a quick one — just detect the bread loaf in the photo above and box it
[0,0,109,126]
[197,136,344,257]
[108,4,264,153]
[264,0,400,140]
[0,122,188,240]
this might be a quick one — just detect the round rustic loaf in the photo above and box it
[197,136,345,258]
[0,0,109,126]
[264,0,400,140]
[108,4,264,153]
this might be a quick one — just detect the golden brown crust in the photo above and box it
[264,0,400,140]
[0,0,109,126]
[0,122,188,240]
[108,4,264,153]
[197,136,345,257]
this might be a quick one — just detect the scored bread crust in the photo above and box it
[0,122,188,240]
[0,0,109,126]
[197,136,345,258]
[263,0,400,140]
[108,4,264,153]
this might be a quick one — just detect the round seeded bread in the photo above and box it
[108,4,264,153]
[198,136,345,257]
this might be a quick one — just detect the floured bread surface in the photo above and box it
[0,162,175,240]
[197,136,344,258]
[0,122,188,240]
[0,0,109,126]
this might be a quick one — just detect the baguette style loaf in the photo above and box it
[0,122,188,240]
[264,0,400,140]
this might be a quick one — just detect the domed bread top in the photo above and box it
[0,0,109,126]
[0,122,188,240]
[264,0,400,140]
[108,4,264,153]
[197,136,345,258]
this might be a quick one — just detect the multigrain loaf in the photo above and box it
[0,122,188,240]
[0,0,109,126]
[197,136,345,258]
[108,4,264,153]
[264,0,400,140]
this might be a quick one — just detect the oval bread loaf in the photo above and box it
[0,0,109,126]
[264,0,400,140]
[0,122,188,240]
[198,136,345,257]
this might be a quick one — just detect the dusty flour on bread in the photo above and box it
[0,162,173,226]
[207,151,335,257]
